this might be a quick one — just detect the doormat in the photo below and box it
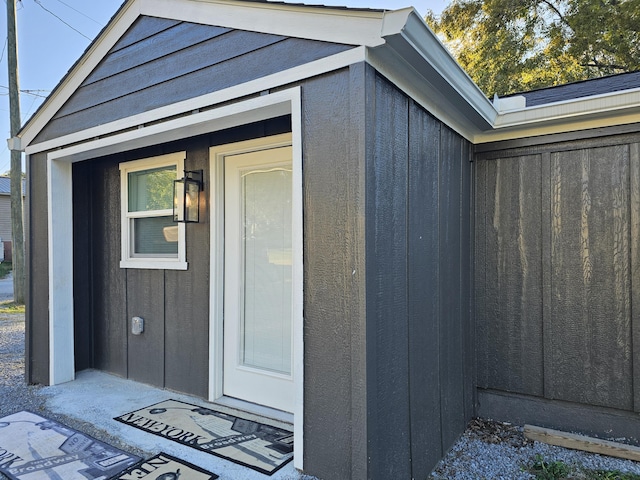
[0,410,140,480]
[114,452,218,479]
[114,399,293,476]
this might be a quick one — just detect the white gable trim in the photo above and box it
[137,0,393,46]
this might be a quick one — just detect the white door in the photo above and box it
[223,146,294,413]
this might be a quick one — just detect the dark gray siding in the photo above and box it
[301,67,367,480]
[476,130,640,439]
[365,71,474,480]
[33,16,353,144]
[25,153,49,385]
[71,118,290,398]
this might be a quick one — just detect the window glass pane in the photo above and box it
[133,216,179,255]
[128,166,176,212]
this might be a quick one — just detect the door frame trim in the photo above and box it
[209,130,303,467]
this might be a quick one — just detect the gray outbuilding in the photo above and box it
[15,0,640,478]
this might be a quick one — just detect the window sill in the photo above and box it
[120,259,188,271]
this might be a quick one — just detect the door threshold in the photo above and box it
[213,395,294,425]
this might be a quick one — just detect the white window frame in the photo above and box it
[119,152,188,270]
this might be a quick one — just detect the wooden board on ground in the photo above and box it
[524,424,640,462]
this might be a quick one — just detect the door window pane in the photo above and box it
[241,167,292,375]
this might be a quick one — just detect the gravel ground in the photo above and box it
[2,313,640,479]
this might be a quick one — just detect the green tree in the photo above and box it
[425,0,640,96]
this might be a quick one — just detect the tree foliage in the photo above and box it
[425,0,640,96]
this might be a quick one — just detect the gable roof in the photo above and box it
[15,0,640,149]
[17,0,495,150]
[0,177,10,195]
[0,177,26,196]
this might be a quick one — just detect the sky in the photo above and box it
[0,0,448,175]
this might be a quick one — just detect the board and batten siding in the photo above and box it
[69,118,291,399]
[475,130,640,441]
[364,69,474,480]
[32,16,352,145]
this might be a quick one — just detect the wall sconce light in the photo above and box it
[173,170,203,223]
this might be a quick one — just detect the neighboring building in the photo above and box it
[0,176,25,262]
[13,0,640,478]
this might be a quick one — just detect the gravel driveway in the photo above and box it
[2,313,640,479]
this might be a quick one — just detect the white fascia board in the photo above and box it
[373,9,496,139]
[26,47,366,156]
[47,88,298,164]
[138,0,387,47]
[477,89,640,143]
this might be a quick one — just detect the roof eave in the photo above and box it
[375,9,497,140]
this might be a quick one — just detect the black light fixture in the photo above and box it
[173,170,203,223]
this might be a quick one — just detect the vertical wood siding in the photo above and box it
[70,119,290,398]
[301,67,367,480]
[32,17,353,144]
[477,137,640,419]
[25,153,50,385]
[367,71,474,480]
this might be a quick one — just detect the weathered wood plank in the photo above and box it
[438,126,466,450]
[482,155,544,395]
[461,140,474,422]
[85,23,231,85]
[475,159,489,389]
[541,152,553,398]
[407,101,442,478]
[366,73,411,479]
[630,142,640,412]
[524,425,640,462]
[91,157,127,377]
[548,146,632,410]
[111,16,181,53]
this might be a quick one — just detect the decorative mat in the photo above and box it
[113,452,218,479]
[115,399,293,476]
[0,410,140,480]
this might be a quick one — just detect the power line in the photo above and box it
[51,0,101,26]
[0,85,51,97]
[32,0,92,41]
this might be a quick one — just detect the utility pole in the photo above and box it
[6,0,25,304]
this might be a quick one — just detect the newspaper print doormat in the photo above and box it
[115,399,294,476]
[0,410,140,480]
[114,452,218,480]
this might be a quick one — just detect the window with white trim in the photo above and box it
[119,152,188,270]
